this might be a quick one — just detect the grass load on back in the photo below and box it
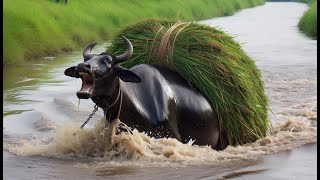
[107,19,270,148]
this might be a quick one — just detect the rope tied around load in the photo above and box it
[148,21,190,66]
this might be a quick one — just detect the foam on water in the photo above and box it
[5,98,317,171]
[33,115,56,132]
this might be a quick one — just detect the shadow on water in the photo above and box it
[4,59,65,91]
[3,57,71,116]
[95,166,138,176]
[3,44,106,117]
[213,143,317,180]
[217,169,269,180]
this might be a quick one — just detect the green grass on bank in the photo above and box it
[266,0,317,39]
[295,0,316,3]
[267,0,314,2]
[3,0,265,65]
[298,0,317,39]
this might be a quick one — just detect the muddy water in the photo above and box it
[3,2,317,180]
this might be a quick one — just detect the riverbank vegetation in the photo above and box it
[4,0,264,65]
[298,0,317,39]
[267,0,314,2]
[266,0,317,39]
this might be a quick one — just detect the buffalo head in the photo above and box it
[64,36,141,99]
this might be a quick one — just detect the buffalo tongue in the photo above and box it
[77,72,93,99]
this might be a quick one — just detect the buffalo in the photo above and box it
[64,36,220,149]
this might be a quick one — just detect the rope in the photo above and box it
[157,21,185,65]
[104,84,121,113]
[170,24,189,65]
[116,90,123,119]
[80,105,99,129]
[80,83,122,129]
[148,26,164,63]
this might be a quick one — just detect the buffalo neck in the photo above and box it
[91,77,145,124]
[91,76,120,110]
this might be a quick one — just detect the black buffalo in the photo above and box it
[64,36,220,149]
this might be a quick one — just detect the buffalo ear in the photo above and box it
[113,65,141,83]
[64,66,79,78]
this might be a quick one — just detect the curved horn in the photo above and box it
[83,42,97,61]
[115,36,133,63]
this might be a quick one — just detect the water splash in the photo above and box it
[5,105,317,171]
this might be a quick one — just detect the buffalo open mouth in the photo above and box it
[77,72,94,99]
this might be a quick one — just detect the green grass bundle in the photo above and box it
[107,19,270,147]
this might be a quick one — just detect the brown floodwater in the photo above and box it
[3,2,317,180]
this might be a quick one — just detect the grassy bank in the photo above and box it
[3,0,265,65]
[298,0,317,39]
[267,0,314,2]
[266,0,317,39]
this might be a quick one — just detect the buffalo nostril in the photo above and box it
[84,63,91,69]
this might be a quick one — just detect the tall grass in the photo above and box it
[267,0,314,2]
[298,0,317,39]
[3,0,265,65]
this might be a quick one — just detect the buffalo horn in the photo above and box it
[115,36,133,63]
[83,42,97,61]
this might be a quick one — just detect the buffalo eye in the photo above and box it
[104,58,111,64]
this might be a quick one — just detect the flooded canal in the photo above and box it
[3,2,317,180]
